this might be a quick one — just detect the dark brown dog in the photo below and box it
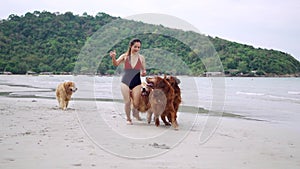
[165,75,181,123]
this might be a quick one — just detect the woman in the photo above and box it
[109,38,147,125]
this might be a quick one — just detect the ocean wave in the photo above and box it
[288,91,300,95]
[267,95,300,102]
[236,91,265,96]
[236,91,300,103]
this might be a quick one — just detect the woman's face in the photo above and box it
[131,42,141,54]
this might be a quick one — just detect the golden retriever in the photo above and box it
[146,75,179,130]
[165,75,181,123]
[135,82,152,112]
[56,81,77,110]
[148,87,167,125]
[131,82,152,120]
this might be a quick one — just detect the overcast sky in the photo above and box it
[1,0,299,61]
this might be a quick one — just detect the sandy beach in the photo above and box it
[0,78,300,169]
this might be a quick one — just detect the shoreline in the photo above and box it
[1,73,300,78]
[0,89,264,122]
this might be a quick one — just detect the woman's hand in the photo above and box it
[110,50,121,66]
[109,50,116,58]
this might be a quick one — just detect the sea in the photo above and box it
[0,75,299,128]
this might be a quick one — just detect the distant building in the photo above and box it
[204,72,224,77]
[2,71,13,75]
[26,71,38,76]
[40,72,54,75]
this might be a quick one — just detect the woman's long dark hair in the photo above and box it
[125,38,141,59]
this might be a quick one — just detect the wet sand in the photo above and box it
[0,83,300,169]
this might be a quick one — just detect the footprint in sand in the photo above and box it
[149,142,170,149]
[4,158,15,162]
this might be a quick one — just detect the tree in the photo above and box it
[238,61,248,73]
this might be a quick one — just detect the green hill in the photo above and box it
[0,11,299,76]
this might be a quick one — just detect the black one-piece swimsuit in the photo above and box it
[121,56,142,90]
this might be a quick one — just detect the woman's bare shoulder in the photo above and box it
[118,53,127,60]
[120,53,127,57]
[139,54,145,59]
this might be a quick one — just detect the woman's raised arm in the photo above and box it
[110,50,124,66]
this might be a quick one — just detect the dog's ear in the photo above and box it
[63,82,69,90]
[175,77,181,84]
[157,79,166,88]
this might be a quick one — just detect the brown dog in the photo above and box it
[135,82,152,112]
[131,82,152,121]
[56,81,77,110]
[148,87,167,125]
[146,75,179,130]
[165,75,181,123]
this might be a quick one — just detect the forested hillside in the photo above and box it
[0,11,299,76]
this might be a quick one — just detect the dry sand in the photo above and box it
[0,85,300,169]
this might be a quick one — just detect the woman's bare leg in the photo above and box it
[131,85,142,120]
[120,83,132,124]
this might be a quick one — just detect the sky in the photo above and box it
[1,0,300,61]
